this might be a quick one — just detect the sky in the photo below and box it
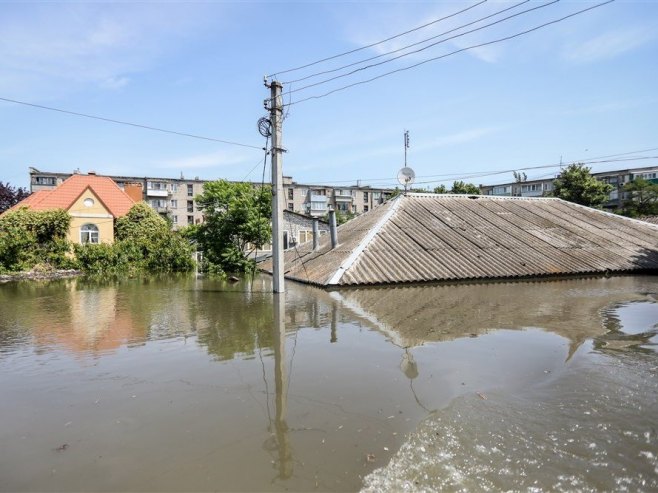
[1,0,657,191]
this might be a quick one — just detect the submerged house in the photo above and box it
[260,193,658,287]
[6,174,136,244]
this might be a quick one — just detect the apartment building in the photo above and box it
[29,168,395,227]
[282,176,393,217]
[479,164,658,210]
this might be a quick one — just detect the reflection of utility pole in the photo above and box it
[272,293,292,479]
[330,303,338,343]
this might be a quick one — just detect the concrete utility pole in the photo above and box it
[270,81,285,293]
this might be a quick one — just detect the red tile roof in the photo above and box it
[7,174,135,217]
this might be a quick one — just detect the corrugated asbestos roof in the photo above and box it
[260,193,658,287]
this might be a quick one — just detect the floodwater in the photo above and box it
[0,275,656,492]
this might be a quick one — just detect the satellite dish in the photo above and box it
[397,167,416,190]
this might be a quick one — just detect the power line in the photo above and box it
[266,0,488,79]
[282,0,532,86]
[366,155,658,188]
[308,151,658,187]
[0,96,263,150]
[287,0,614,107]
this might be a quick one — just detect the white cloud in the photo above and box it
[415,126,499,152]
[99,77,130,90]
[0,3,214,98]
[564,26,655,63]
[338,1,514,67]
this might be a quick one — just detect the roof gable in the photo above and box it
[8,174,135,217]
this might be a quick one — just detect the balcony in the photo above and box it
[334,192,353,202]
[146,189,169,198]
[306,195,328,216]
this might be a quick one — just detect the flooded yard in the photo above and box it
[0,275,657,492]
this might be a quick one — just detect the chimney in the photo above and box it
[312,218,320,250]
[124,182,144,202]
[328,208,338,249]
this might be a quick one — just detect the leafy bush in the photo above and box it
[0,208,71,273]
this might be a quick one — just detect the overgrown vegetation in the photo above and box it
[0,208,73,273]
[191,180,271,274]
[75,202,194,275]
[0,203,194,276]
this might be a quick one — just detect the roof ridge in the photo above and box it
[327,195,403,285]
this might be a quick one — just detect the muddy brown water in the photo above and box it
[0,275,656,492]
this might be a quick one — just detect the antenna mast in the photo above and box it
[404,130,410,167]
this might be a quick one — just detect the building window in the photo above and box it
[363,192,369,202]
[352,204,357,213]
[299,230,313,243]
[493,186,511,195]
[187,184,194,196]
[83,198,95,207]
[147,181,167,190]
[80,223,99,244]
[150,199,167,208]
[187,215,194,225]
[288,188,294,200]
[337,202,349,211]
[172,215,178,224]
[288,203,294,211]
[171,183,178,192]
[187,200,194,213]
[373,192,381,200]
[170,199,178,208]
[34,176,56,185]
[364,205,369,212]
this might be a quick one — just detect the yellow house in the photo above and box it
[7,174,136,244]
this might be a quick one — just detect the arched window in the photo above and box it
[80,223,99,244]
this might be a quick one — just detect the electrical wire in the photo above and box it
[0,96,263,150]
[287,0,614,107]
[266,0,488,79]
[281,0,532,86]
[359,155,658,188]
[301,155,658,191]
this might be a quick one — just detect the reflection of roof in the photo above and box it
[262,193,658,286]
[331,276,655,356]
[9,174,135,217]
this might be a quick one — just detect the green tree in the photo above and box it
[622,178,658,217]
[513,171,527,183]
[434,181,480,195]
[0,181,30,214]
[552,163,613,208]
[194,180,271,273]
[326,210,356,225]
